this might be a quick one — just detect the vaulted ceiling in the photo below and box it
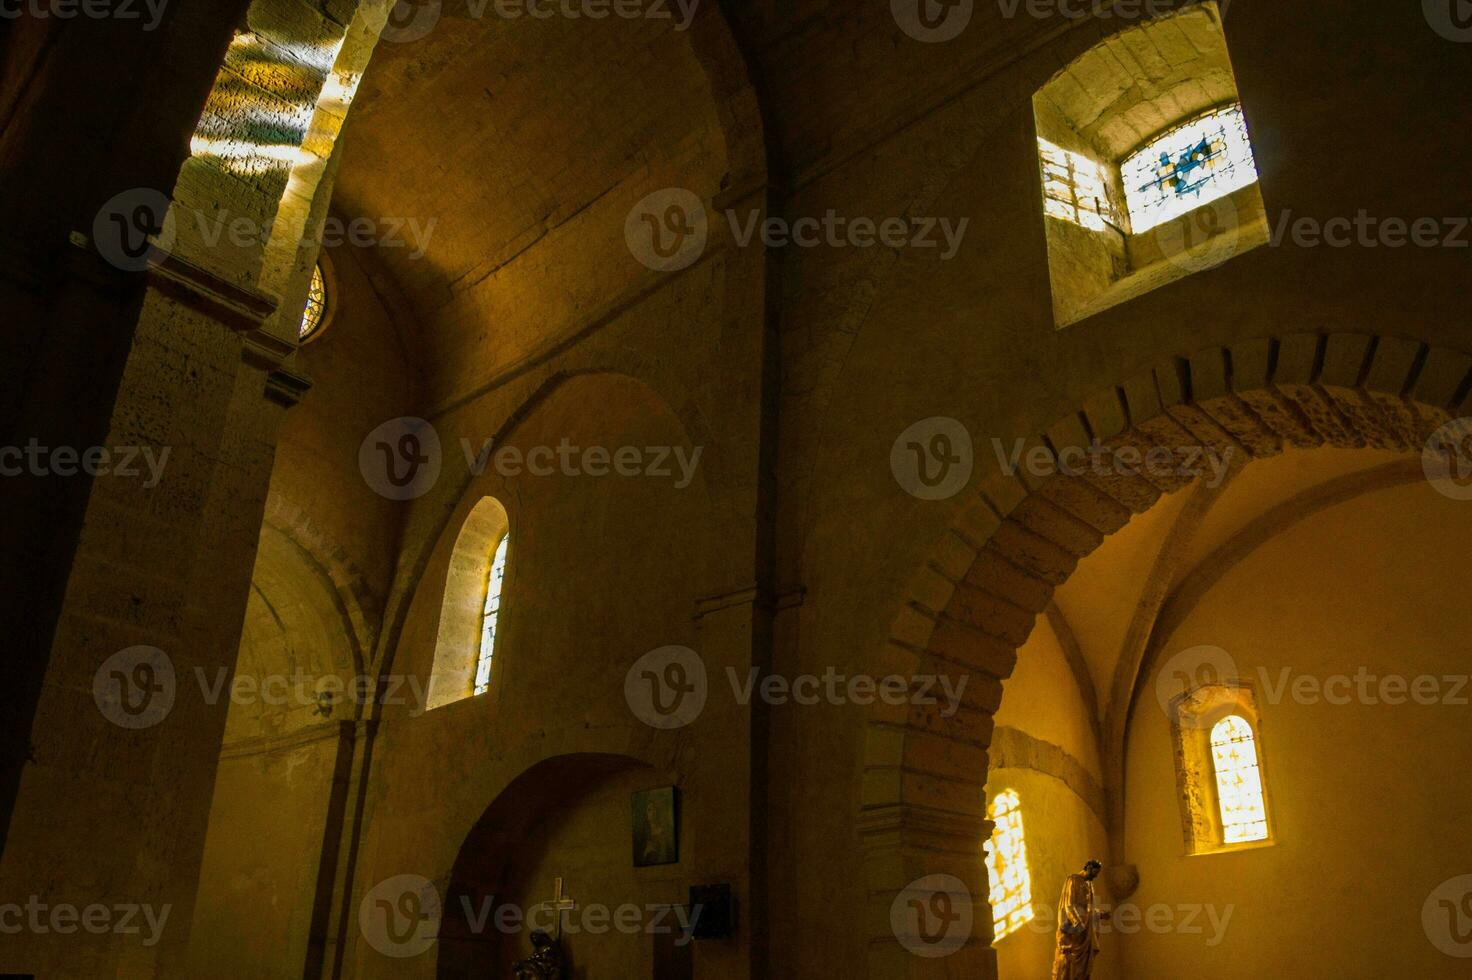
[331,4,749,403]
[1048,445,1441,732]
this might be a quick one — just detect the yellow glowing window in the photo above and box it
[1039,139,1121,233]
[299,262,328,340]
[1210,715,1268,844]
[984,789,1034,942]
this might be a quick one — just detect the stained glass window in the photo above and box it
[1039,139,1121,233]
[473,535,509,696]
[1121,104,1260,233]
[299,262,328,340]
[984,789,1034,942]
[1210,715,1268,844]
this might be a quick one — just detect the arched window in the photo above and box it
[426,497,510,710]
[1120,104,1260,233]
[984,789,1034,942]
[1210,714,1269,844]
[299,261,329,341]
[473,534,509,696]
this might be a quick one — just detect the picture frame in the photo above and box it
[632,786,679,867]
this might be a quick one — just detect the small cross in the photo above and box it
[542,876,577,940]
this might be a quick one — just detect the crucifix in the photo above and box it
[540,876,578,940]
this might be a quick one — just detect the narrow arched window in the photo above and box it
[473,534,508,696]
[427,497,509,711]
[1210,714,1268,844]
[984,789,1034,942]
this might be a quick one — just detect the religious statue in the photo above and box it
[513,929,564,980]
[1051,860,1112,979]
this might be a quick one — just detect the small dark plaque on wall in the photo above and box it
[688,883,735,940]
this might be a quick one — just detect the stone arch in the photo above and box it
[435,748,666,977]
[262,494,381,675]
[860,330,1472,976]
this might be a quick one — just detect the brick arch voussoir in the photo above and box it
[861,331,1472,978]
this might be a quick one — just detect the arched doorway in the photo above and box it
[863,331,1472,977]
[438,752,684,978]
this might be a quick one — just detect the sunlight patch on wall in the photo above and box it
[1040,139,1121,233]
[189,29,352,180]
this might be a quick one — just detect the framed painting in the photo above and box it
[633,786,679,867]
